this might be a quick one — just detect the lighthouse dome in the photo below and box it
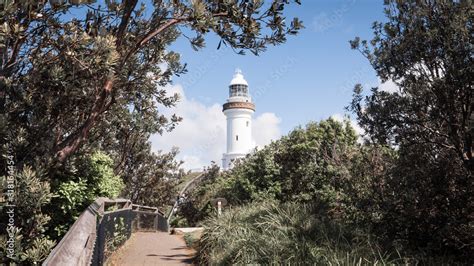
[229,68,248,86]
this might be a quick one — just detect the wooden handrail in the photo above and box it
[43,197,107,266]
[43,198,167,266]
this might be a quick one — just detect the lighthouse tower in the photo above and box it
[222,69,255,170]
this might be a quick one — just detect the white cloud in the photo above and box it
[150,84,281,170]
[252,112,281,149]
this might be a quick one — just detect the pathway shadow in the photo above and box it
[159,253,195,263]
[171,247,188,250]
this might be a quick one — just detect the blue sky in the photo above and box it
[169,0,386,133]
[63,1,395,168]
[151,1,393,169]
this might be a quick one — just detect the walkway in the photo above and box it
[108,232,195,265]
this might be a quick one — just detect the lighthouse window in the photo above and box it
[236,135,239,141]
[246,121,249,127]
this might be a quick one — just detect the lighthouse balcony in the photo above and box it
[223,101,255,111]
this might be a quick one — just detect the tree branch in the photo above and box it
[55,78,114,162]
[56,10,230,162]
[122,17,185,65]
[116,0,138,48]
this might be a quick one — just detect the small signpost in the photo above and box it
[210,197,227,216]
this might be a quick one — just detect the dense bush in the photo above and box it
[0,167,56,264]
[223,118,359,206]
[348,0,473,258]
[121,146,185,208]
[189,116,472,262]
[49,151,124,237]
[172,164,221,227]
[178,118,395,222]
[197,201,400,265]
[176,118,368,226]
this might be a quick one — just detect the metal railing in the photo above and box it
[43,198,168,266]
[167,173,205,224]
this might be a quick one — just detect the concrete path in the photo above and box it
[108,232,195,266]
[173,227,203,234]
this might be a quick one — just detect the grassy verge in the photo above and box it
[196,201,403,265]
[183,232,200,249]
[196,202,465,265]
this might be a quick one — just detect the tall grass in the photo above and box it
[197,202,402,265]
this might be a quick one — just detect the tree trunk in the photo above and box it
[55,79,114,162]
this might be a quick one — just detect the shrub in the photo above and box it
[348,0,474,258]
[223,118,359,206]
[186,117,472,262]
[173,164,221,227]
[197,201,399,265]
[51,151,124,236]
[0,167,56,265]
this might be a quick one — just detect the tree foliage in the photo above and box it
[173,163,220,227]
[1,0,303,166]
[349,0,472,159]
[222,118,359,207]
[50,151,124,236]
[349,0,473,257]
[0,1,302,262]
[0,167,55,265]
[178,118,370,226]
[121,146,185,208]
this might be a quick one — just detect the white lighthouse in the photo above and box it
[222,69,255,170]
